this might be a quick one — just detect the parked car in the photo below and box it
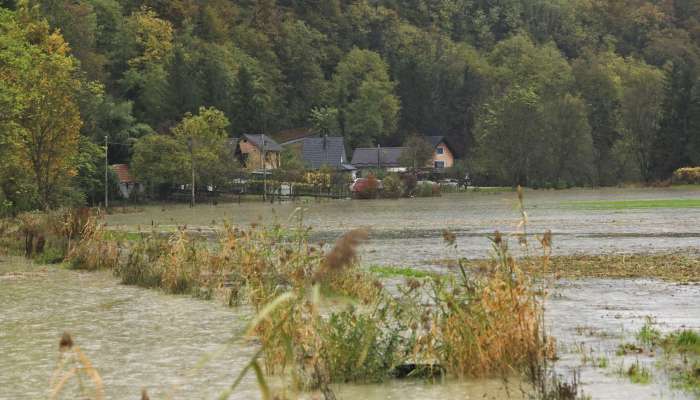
[439,179,460,187]
[350,177,383,192]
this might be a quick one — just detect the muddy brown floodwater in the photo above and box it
[2,187,700,399]
[3,260,699,399]
[105,187,700,266]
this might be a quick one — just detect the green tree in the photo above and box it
[231,64,272,134]
[275,20,328,127]
[171,106,233,187]
[618,61,665,181]
[573,52,623,185]
[120,6,174,126]
[399,135,434,170]
[0,9,83,208]
[541,94,595,186]
[310,106,340,136]
[652,61,697,178]
[474,87,545,186]
[332,48,400,148]
[131,133,186,197]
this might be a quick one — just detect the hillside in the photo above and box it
[1,0,700,209]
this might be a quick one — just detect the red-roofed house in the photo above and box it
[111,164,143,199]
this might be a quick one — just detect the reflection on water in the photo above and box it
[106,187,700,265]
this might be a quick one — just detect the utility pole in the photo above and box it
[104,135,109,209]
[262,136,267,201]
[188,137,195,207]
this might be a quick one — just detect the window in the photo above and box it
[436,147,444,155]
[434,161,445,169]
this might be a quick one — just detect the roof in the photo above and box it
[111,164,135,183]
[271,128,315,144]
[425,135,456,153]
[299,136,348,169]
[240,134,283,152]
[351,147,406,168]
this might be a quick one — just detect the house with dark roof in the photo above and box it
[111,164,143,199]
[350,136,457,172]
[230,134,282,171]
[351,146,407,170]
[283,136,354,171]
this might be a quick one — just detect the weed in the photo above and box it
[368,265,438,279]
[616,342,643,356]
[636,316,661,348]
[619,360,652,384]
[596,356,609,369]
[664,330,700,355]
[672,361,700,396]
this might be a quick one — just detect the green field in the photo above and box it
[565,198,700,210]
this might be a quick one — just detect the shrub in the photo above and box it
[401,173,417,195]
[672,167,700,184]
[354,174,380,199]
[382,173,405,198]
[319,309,401,383]
[416,181,440,197]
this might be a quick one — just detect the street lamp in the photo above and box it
[262,136,266,201]
[188,137,195,207]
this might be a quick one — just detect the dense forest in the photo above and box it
[1,0,700,211]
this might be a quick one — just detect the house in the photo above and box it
[350,136,457,172]
[351,146,407,171]
[111,164,142,199]
[425,136,456,169]
[282,136,355,171]
[230,134,282,172]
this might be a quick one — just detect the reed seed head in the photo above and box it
[442,230,456,246]
[59,332,73,351]
[322,229,368,272]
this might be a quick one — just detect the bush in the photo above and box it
[401,173,417,195]
[382,173,405,198]
[319,309,401,383]
[672,167,700,184]
[355,174,380,199]
[416,181,441,197]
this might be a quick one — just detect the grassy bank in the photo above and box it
[564,199,700,210]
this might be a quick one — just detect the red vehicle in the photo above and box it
[350,177,383,198]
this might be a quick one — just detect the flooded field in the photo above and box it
[2,258,699,399]
[105,187,700,266]
[2,187,700,399]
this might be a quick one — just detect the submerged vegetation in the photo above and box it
[1,189,590,399]
[564,199,700,210]
[432,252,700,282]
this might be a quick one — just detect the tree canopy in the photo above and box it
[2,0,700,210]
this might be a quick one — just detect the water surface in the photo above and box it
[106,187,700,265]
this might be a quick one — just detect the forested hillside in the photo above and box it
[1,0,700,211]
